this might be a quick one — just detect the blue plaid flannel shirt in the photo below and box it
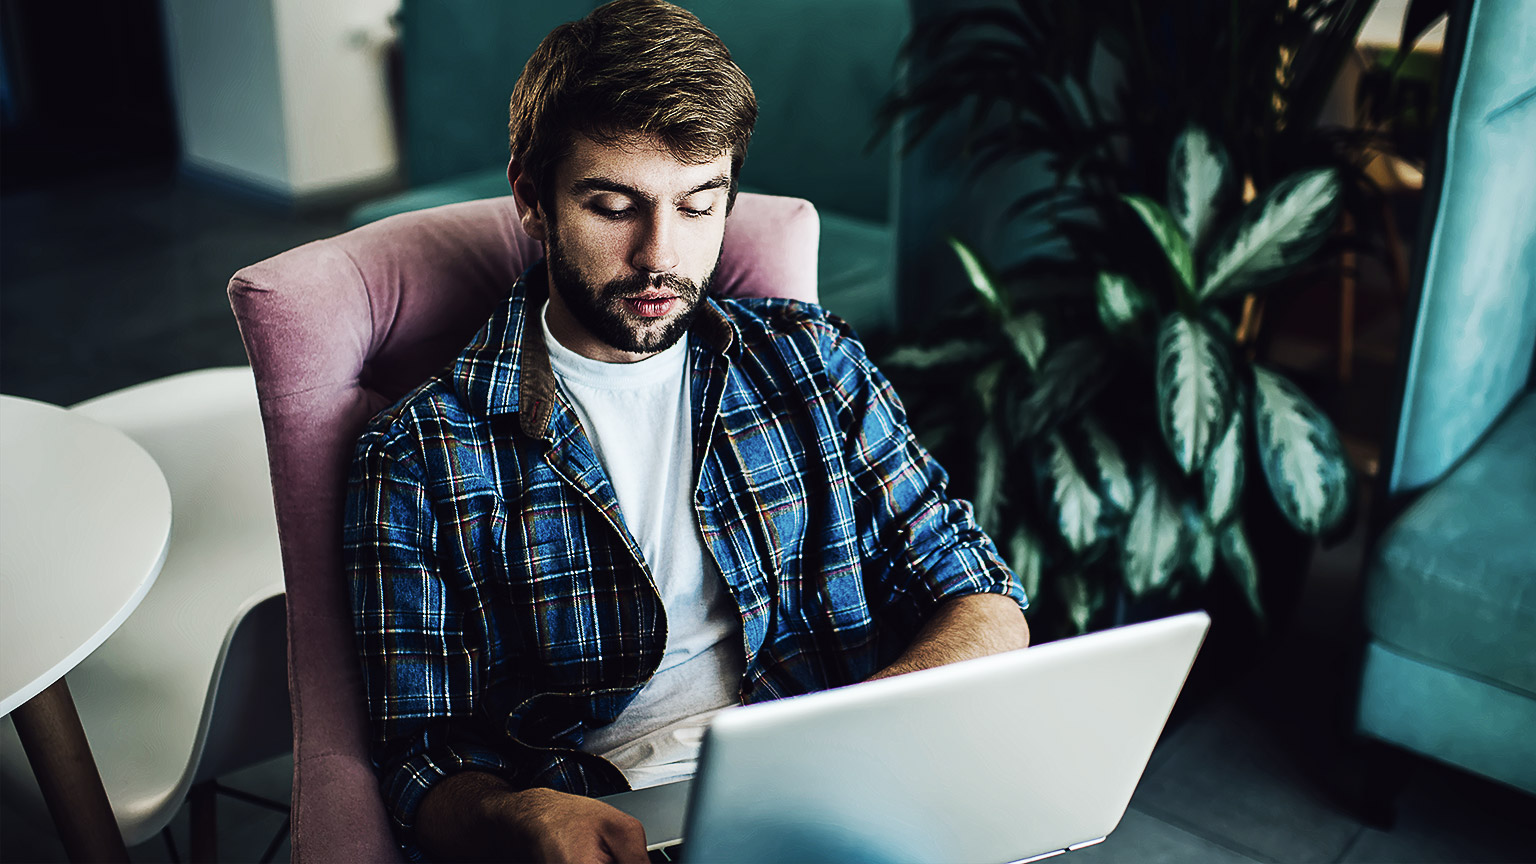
[344,263,1025,854]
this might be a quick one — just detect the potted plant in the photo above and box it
[881,0,1379,638]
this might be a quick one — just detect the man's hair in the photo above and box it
[508,0,758,211]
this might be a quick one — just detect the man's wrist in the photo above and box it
[418,770,535,861]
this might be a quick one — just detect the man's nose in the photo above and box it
[631,212,680,275]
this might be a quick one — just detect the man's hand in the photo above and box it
[418,771,649,863]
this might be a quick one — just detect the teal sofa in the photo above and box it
[1354,0,1536,799]
[352,0,908,339]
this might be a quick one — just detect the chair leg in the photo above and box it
[259,815,291,864]
[190,780,217,863]
[161,825,182,863]
[1358,739,1414,830]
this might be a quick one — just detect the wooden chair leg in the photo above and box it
[190,781,217,863]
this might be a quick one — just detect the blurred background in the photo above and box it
[2,0,1533,861]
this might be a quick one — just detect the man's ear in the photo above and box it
[508,158,549,243]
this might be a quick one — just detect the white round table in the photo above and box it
[1,395,172,862]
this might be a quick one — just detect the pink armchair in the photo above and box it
[228,193,820,861]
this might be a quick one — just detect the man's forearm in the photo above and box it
[868,592,1030,681]
[417,770,528,861]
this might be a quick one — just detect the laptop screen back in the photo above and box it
[679,612,1210,864]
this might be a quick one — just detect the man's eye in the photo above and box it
[682,206,715,219]
[594,206,633,220]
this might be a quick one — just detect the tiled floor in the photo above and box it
[0,167,349,406]
[0,754,293,863]
[3,169,1533,863]
[1071,519,1536,864]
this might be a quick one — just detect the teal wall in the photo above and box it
[686,0,906,225]
[398,0,906,225]
[399,2,582,186]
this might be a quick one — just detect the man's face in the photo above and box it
[524,134,732,362]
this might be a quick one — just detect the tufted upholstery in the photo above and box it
[228,192,819,862]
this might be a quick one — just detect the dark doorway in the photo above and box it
[1,0,179,191]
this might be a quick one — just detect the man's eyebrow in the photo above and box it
[570,176,653,202]
[568,174,731,203]
[681,175,732,199]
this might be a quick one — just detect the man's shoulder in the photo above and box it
[713,295,862,355]
[708,297,884,412]
[356,374,479,456]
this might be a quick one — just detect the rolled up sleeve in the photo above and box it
[828,324,1027,634]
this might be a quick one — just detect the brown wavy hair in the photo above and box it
[508,0,758,211]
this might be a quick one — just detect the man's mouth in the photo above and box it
[621,289,681,319]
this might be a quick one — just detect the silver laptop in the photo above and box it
[601,610,1210,864]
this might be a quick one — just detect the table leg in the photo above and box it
[10,677,129,863]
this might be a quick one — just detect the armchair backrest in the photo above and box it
[228,192,818,862]
[1387,0,1536,498]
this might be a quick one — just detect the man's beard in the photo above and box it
[547,233,716,355]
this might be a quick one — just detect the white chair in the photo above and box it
[0,367,289,861]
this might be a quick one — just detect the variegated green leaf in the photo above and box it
[1200,168,1342,299]
[974,418,1006,536]
[1059,570,1097,635]
[974,359,1006,415]
[1081,418,1134,514]
[1008,525,1044,603]
[884,339,992,370]
[1095,271,1151,336]
[1156,314,1235,475]
[1042,433,1104,553]
[1123,194,1196,295]
[1204,410,1246,525]
[1002,311,1047,372]
[1123,465,1183,597]
[1189,513,1217,584]
[1061,76,1095,125]
[1219,520,1264,620]
[1167,126,1231,251]
[947,234,1007,316]
[1251,366,1352,534]
[1206,308,1235,336]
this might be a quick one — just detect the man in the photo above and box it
[344,1,1029,861]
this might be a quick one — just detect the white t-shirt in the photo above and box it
[541,302,746,789]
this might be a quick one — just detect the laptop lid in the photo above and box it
[674,611,1210,864]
